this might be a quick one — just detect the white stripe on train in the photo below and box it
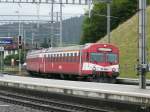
[82,62,119,72]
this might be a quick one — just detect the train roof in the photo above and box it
[27,43,118,55]
[27,45,82,55]
[45,45,85,53]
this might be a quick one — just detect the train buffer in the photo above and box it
[0,74,150,110]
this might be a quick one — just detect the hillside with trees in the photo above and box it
[0,16,84,47]
[80,0,150,44]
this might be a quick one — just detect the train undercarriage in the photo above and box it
[27,70,118,83]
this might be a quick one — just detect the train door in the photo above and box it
[39,54,45,73]
[79,50,83,75]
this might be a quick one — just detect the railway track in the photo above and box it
[116,77,150,86]
[0,90,113,112]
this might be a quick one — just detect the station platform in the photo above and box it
[0,74,150,107]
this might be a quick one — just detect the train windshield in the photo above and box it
[106,53,118,63]
[90,53,104,62]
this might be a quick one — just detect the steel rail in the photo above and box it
[116,78,150,86]
[0,90,112,112]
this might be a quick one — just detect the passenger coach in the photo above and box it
[26,43,119,83]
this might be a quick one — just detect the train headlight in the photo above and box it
[92,66,96,71]
[112,68,116,72]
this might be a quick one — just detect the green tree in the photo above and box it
[4,51,25,65]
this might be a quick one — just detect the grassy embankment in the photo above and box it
[1,66,28,76]
[98,7,150,78]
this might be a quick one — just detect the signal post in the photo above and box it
[138,0,147,89]
[18,36,22,75]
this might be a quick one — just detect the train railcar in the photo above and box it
[26,43,119,83]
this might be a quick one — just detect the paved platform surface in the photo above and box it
[0,74,150,106]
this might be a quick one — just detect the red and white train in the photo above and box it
[26,43,119,83]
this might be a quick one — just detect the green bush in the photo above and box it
[4,51,25,65]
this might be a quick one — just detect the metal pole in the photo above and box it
[0,50,2,72]
[18,48,21,74]
[107,3,111,43]
[50,38,53,47]
[24,30,26,49]
[88,0,91,18]
[18,11,21,74]
[56,12,59,22]
[138,0,147,89]
[0,47,4,72]
[51,1,54,47]
[32,32,34,48]
[55,12,59,46]
[60,0,63,47]
[2,51,3,72]
[18,15,21,37]
[36,3,40,29]
[24,30,26,61]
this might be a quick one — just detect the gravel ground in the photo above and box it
[0,101,48,112]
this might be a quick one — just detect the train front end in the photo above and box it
[82,43,119,83]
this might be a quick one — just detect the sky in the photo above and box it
[0,3,90,20]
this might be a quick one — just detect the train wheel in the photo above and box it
[63,74,70,80]
[108,78,116,83]
[99,77,116,83]
[97,77,109,83]
[89,76,116,83]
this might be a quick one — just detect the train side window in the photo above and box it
[52,54,54,62]
[54,54,57,62]
[56,54,59,62]
[51,54,52,62]
[51,54,53,62]
[69,53,71,62]
[50,54,52,62]
[63,53,66,62]
[67,53,69,62]
[72,53,74,62]
[48,54,49,60]
[49,54,51,62]
[70,53,73,62]
[63,53,65,62]
[61,53,63,62]
[74,53,77,62]
[86,52,89,62]
[68,53,70,62]
[78,53,81,62]
[76,53,79,62]
[66,53,68,62]
[53,54,55,62]
[55,54,57,62]
[57,54,59,62]
[44,55,46,62]
[59,54,61,62]
[70,53,72,62]
[65,53,68,62]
